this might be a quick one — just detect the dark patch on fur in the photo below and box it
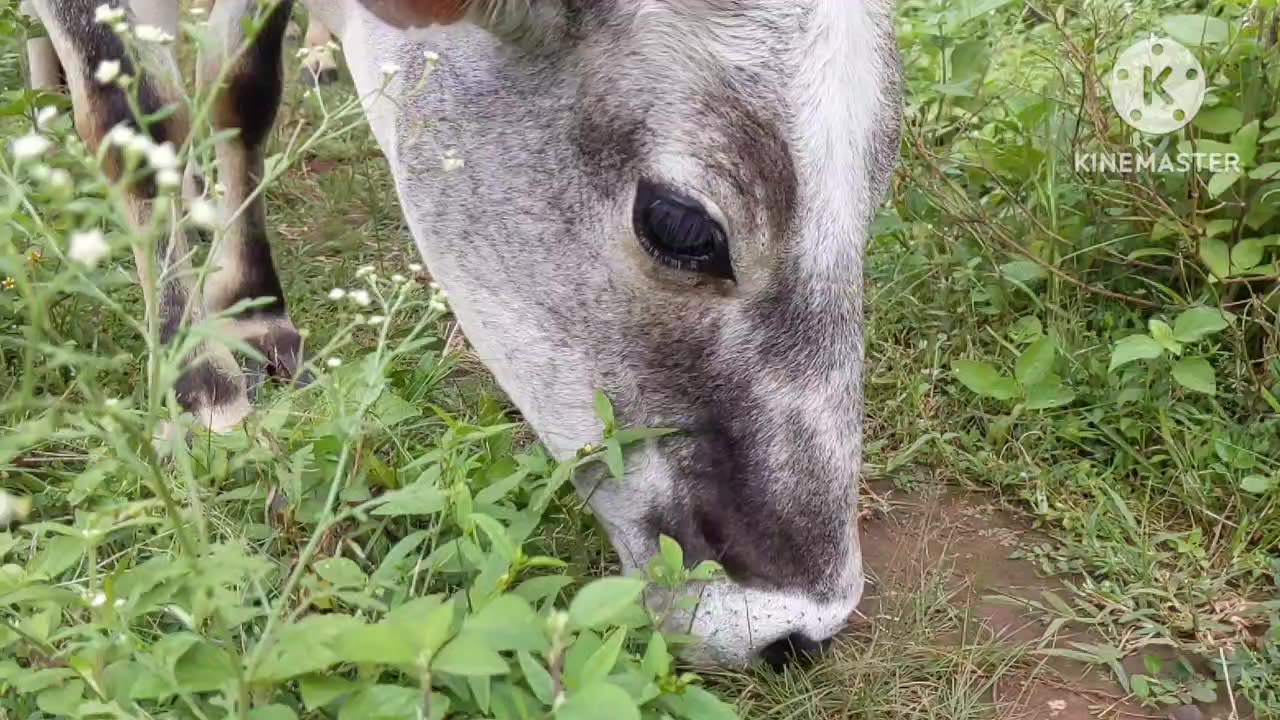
[223,0,293,149]
[697,83,799,243]
[54,0,182,195]
[234,203,289,317]
[174,359,243,414]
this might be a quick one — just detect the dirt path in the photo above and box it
[856,481,1243,720]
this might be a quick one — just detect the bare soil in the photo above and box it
[857,480,1245,720]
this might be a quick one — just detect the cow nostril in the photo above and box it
[758,633,834,671]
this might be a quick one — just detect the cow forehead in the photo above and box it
[576,0,899,294]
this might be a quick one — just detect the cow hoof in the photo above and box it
[244,320,310,392]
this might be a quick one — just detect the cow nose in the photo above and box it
[758,632,834,671]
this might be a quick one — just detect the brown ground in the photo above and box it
[857,480,1247,720]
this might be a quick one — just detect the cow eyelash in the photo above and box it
[633,180,735,281]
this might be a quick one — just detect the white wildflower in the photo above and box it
[106,124,136,147]
[294,47,309,59]
[126,133,153,157]
[36,106,58,130]
[90,592,108,609]
[11,134,50,162]
[355,265,375,278]
[380,63,400,77]
[428,281,441,291]
[367,315,386,326]
[133,24,174,43]
[113,598,126,609]
[391,274,407,284]
[327,288,347,301]
[326,357,342,368]
[156,168,181,189]
[69,229,110,267]
[47,168,71,191]
[429,300,448,314]
[349,289,372,307]
[424,50,440,63]
[94,4,125,24]
[188,198,218,229]
[147,142,178,172]
[408,263,423,273]
[189,6,206,16]
[95,59,121,85]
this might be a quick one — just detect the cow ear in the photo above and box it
[355,0,467,28]
[357,0,563,44]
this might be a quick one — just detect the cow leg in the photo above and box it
[300,15,340,85]
[200,0,306,385]
[28,0,251,431]
[20,1,61,90]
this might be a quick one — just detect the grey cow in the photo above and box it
[26,0,902,667]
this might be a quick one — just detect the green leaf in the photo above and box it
[556,682,640,720]
[657,685,739,720]
[1207,170,1242,199]
[29,535,85,579]
[517,651,554,704]
[951,360,1019,400]
[372,480,445,517]
[465,595,546,653]
[36,680,85,718]
[641,633,670,679]
[604,439,625,480]
[433,634,510,676]
[1199,238,1231,279]
[1193,106,1243,134]
[247,705,298,720]
[173,640,238,693]
[948,40,990,84]
[339,685,448,720]
[1249,162,1280,181]
[299,675,359,711]
[253,615,365,682]
[1174,306,1231,343]
[1009,316,1044,344]
[471,513,519,562]
[658,535,683,574]
[1148,319,1184,356]
[1110,335,1165,371]
[314,558,367,589]
[1143,654,1163,676]
[1235,121,1261,166]
[579,628,627,687]
[1172,357,1217,395]
[1015,337,1056,387]
[1241,475,1275,494]
[1024,379,1076,410]
[999,260,1047,285]
[397,597,456,659]
[593,390,615,429]
[1161,14,1230,45]
[1190,683,1219,704]
[568,577,646,630]
[1231,238,1266,271]
[942,0,1015,33]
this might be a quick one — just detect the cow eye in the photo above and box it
[633,180,734,281]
